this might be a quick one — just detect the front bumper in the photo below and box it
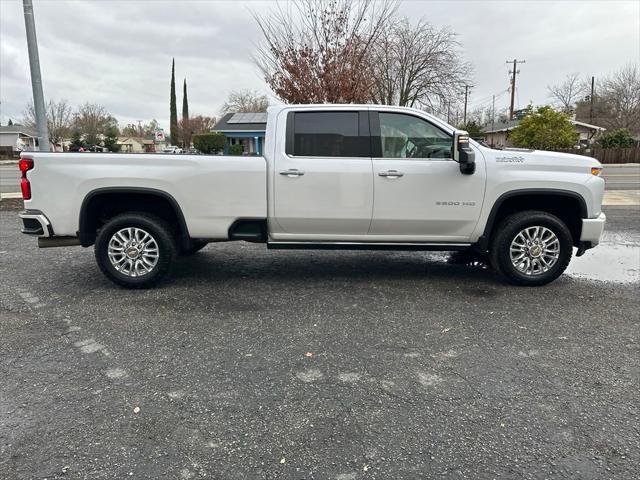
[19,209,53,237]
[580,212,606,247]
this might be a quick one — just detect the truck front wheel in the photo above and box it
[95,213,177,288]
[490,210,573,286]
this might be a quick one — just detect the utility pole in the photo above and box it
[506,58,525,120]
[491,95,495,147]
[23,0,50,151]
[463,85,471,125]
[447,100,451,124]
[589,76,595,124]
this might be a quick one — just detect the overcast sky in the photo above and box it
[1,0,638,130]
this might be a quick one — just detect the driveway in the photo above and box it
[0,204,638,479]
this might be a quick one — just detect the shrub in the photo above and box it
[597,128,635,148]
[510,105,577,150]
[192,133,226,154]
[229,144,244,155]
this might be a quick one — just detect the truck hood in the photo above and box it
[485,147,602,170]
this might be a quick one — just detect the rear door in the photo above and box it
[272,110,373,237]
[369,110,486,241]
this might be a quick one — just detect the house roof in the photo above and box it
[0,124,37,137]
[212,113,267,132]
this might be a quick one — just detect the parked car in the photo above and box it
[162,146,183,154]
[18,104,605,288]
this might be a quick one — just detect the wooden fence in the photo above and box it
[557,147,640,164]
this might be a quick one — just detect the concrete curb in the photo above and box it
[0,192,22,199]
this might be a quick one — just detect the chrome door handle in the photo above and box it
[378,170,404,178]
[280,169,305,177]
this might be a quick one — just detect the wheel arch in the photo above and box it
[78,187,190,248]
[478,189,588,250]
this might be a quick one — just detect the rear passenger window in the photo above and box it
[289,112,370,157]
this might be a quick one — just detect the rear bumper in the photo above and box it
[580,212,606,247]
[19,210,53,237]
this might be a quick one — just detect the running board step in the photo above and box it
[267,242,471,251]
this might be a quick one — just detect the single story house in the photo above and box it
[0,124,38,152]
[117,136,155,153]
[483,118,606,148]
[211,112,267,155]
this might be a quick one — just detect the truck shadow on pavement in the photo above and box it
[168,247,501,286]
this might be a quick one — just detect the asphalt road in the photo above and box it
[0,164,20,194]
[1,203,638,479]
[1,163,639,194]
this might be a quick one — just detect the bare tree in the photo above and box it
[547,73,587,112]
[371,18,471,110]
[599,63,640,132]
[221,90,269,114]
[74,103,117,147]
[121,119,160,137]
[23,99,73,149]
[186,115,217,135]
[253,0,397,104]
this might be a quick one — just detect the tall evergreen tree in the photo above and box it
[170,58,178,145]
[182,78,190,148]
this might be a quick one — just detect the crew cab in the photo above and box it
[18,104,606,288]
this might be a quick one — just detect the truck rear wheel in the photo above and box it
[95,213,177,288]
[490,210,573,286]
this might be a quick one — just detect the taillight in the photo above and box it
[19,157,34,200]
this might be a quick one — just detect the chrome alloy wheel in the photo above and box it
[107,227,159,277]
[509,226,560,276]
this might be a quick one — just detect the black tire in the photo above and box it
[95,213,177,289]
[180,240,208,256]
[489,210,573,286]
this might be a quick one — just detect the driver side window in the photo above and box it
[379,112,453,159]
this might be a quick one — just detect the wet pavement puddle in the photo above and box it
[566,243,640,283]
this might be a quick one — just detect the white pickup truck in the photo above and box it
[18,104,606,288]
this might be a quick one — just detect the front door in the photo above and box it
[369,111,486,242]
[272,110,373,237]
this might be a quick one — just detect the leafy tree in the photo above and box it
[170,58,179,145]
[103,126,121,152]
[510,105,577,150]
[457,120,484,139]
[192,133,225,154]
[182,78,190,147]
[229,144,244,155]
[69,130,85,151]
[597,128,635,148]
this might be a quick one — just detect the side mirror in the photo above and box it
[453,130,476,175]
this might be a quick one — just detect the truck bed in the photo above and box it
[22,152,268,239]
